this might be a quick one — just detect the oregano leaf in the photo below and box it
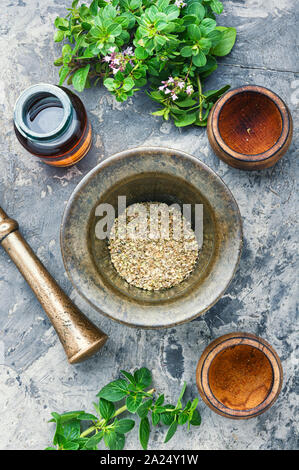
[134,367,152,388]
[99,398,115,420]
[164,420,178,443]
[139,417,150,450]
[72,64,90,92]
[97,379,129,402]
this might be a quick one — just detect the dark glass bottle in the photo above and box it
[14,84,92,167]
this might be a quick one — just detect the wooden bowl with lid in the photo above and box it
[207,85,293,170]
[196,332,283,419]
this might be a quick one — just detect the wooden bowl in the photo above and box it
[196,332,283,419]
[207,85,293,170]
[61,147,242,329]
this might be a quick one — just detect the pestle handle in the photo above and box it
[0,206,108,364]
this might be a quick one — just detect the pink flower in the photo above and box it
[159,85,166,91]
[112,68,119,74]
[177,81,185,89]
[175,0,186,7]
[167,76,174,84]
[103,56,111,63]
[164,88,171,94]
[172,94,178,101]
[186,85,193,95]
[123,47,134,56]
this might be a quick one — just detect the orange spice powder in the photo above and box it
[208,344,273,410]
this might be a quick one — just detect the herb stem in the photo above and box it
[80,425,96,438]
[197,75,203,121]
[79,388,155,439]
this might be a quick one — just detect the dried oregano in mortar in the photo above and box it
[108,202,199,290]
[46,367,201,450]
[53,0,236,127]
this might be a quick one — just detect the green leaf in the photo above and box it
[104,78,117,92]
[58,66,70,86]
[129,0,142,9]
[49,411,86,424]
[98,379,129,402]
[120,370,136,384]
[174,112,197,127]
[183,14,199,26]
[77,413,98,421]
[107,23,122,37]
[155,394,164,406]
[200,18,216,35]
[164,420,178,443]
[126,393,143,413]
[54,30,64,42]
[99,398,115,421]
[207,29,222,46]
[176,97,197,108]
[187,24,201,41]
[139,417,150,450]
[137,399,153,418]
[210,0,223,15]
[85,431,104,449]
[134,367,152,388]
[104,431,125,450]
[204,85,230,102]
[187,3,205,21]
[54,58,63,66]
[197,55,217,77]
[160,408,175,425]
[190,398,199,410]
[152,412,160,426]
[176,382,187,408]
[62,44,72,57]
[89,0,98,16]
[114,419,135,434]
[165,5,180,21]
[192,50,207,67]
[180,46,193,57]
[190,409,202,426]
[178,412,189,425]
[63,441,80,450]
[152,108,166,116]
[198,37,212,53]
[211,27,236,56]
[54,17,69,31]
[157,0,170,10]
[135,46,149,59]
[72,64,90,92]
[62,420,80,441]
[122,77,135,92]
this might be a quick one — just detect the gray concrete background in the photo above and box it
[0,0,298,450]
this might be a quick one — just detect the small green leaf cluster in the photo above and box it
[46,367,201,450]
[54,0,236,127]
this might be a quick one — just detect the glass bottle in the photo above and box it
[13,83,92,167]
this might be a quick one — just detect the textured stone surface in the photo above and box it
[0,0,298,450]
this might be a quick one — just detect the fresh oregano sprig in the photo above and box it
[46,367,201,450]
[53,0,236,127]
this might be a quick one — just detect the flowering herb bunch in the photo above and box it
[46,368,201,450]
[54,0,236,127]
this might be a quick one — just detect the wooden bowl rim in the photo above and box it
[211,85,291,162]
[196,332,283,419]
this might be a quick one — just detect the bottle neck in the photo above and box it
[14,84,73,142]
